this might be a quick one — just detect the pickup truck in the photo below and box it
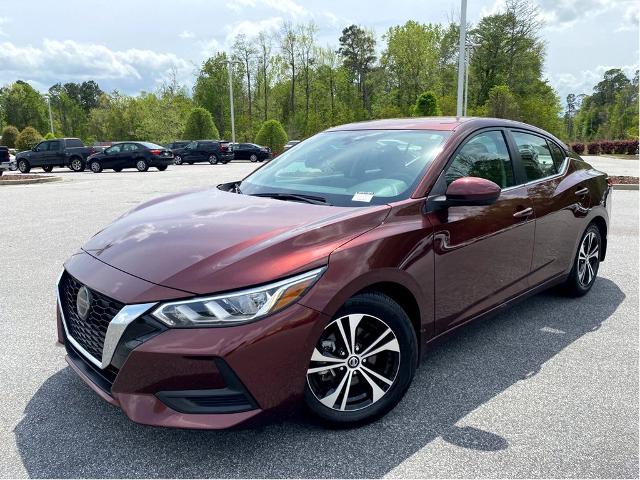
[15,138,94,173]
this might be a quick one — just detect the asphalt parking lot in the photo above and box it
[0,164,638,478]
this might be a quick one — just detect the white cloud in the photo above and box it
[547,64,639,105]
[225,0,305,17]
[225,16,283,43]
[178,30,195,39]
[0,16,10,36]
[0,39,193,93]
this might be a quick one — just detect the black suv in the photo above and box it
[173,140,234,165]
[164,140,191,151]
[15,138,94,172]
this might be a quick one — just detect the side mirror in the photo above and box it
[435,177,501,208]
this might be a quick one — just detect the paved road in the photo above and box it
[0,165,637,478]
[583,155,639,177]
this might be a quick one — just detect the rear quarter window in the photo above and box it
[66,139,84,148]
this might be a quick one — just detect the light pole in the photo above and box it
[456,0,468,118]
[219,57,243,144]
[45,94,54,136]
[463,41,477,117]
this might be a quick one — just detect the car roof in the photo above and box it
[327,116,567,149]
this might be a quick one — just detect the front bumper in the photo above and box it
[57,253,329,429]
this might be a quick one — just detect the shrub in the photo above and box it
[44,132,55,140]
[613,140,628,154]
[626,140,639,155]
[183,108,219,140]
[16,126,43,151]
[414,91,440,116]
[1,125,19,148]
[586,142,600,155]
[255,119,288,154]
[599,141,615,154]
[570,142,585,154]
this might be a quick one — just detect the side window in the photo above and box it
[123,143,138,152]
[547,141,567,171]
[511,131,557,181]
[186,142,196,150]
[108,144,122,154]
[48,141,61,151]
[445,131,515,188]
[35,142,49,152]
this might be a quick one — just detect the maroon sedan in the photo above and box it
[56,117,611,428]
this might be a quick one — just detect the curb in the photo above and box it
[613,184,639,190]
[0,176,63,186]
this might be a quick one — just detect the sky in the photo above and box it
[0,0,638,107]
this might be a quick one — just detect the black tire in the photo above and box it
[89,160,102,173]
[42,165,53,173]
[18,159,30,173]
[113,167,122,172]
[304,292,417,427]
[561,223,602,297]
[157,165,167,171]
[188,161,194,165]
[136,159,149,172]
[69,157,85,172]
[249,153,258,162]
[174,155,183,165]
[209,154,220,165]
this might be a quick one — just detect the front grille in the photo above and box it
[59,272,124,362]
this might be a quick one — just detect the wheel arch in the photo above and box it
[590,216,608,261]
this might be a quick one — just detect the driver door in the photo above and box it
[427,129,535,334]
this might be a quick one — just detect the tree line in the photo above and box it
[0,0,637,152]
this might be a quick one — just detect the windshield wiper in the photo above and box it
[250,192,331,206]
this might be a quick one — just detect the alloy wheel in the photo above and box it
[250,154,258,162]
[174,155,182,165]
[71,158,83,171]
[306,314,400,412]
[136,160,148,171]
[90,161,101,173]
[577,231,599,287]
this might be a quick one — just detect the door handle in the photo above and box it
[513,207,533,219]
[575,187,589,196]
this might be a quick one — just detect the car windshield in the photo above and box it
[139,142,164,149]
[239,129,450,207]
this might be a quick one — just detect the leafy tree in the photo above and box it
[1,125,19,147]
[183,107,219,140]
[0,81,48,131]
[414,91,440,116]
[44,132,55,139]
[338,25,377,113]
[255,119,288,153]
[485,85,519,119]
[16,126,43,151]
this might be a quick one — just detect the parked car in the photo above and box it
[56,117,611,429]
[91,141,113,154]
[86,141,174,172]
[0,146,9,176]
[15,138,94,173]
[283,140,301,152]
[172,140,234,165]
[232,143,271,162]
[164,140,191,151]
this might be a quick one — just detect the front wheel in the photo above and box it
[208,154,219,165]
[18,159,30,173]
[249,154,258,162]
[136,159,149,172]
[113,167,122,172]
[69,157,85,172]
[89,160,102,173]
[561,224,601,297]
[157,165,167,171]
[174,155,183,165]
[304,292,417,427]
[42,165,53,173]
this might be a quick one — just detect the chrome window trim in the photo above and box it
[56,271,156,370]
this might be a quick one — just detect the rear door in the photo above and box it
[508,130,589,286]
[121,143,141,167]
[234,143,248,159]
[429,129,535,334]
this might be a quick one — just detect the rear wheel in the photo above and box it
[304,292,417,427]
[174,155,183,165]
[69,157,85,172]
[113,167,122,172]
[561,223,601,297]
[42,165,53,173]
[209,154,219,165]
[136,159,149,172]
[18,159,30,173]
[157,165,167,171]
[89,160,102,173]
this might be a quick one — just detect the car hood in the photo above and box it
[82,188,390,295]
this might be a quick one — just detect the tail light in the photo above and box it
[607,177,613,187]
[149,149,161,155]
[220,144,228,152]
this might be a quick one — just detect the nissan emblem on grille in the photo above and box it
[76,286,92,321]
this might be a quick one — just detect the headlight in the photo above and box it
[151,267,325,327]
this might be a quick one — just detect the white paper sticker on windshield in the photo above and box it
[352,192,374,202]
